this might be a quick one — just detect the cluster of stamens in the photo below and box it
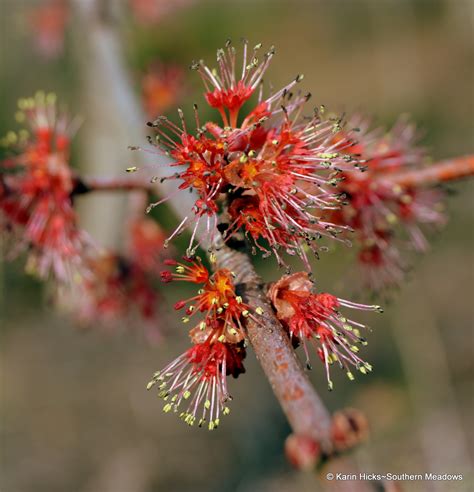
[148,255,263,428]
[139,39,364,268]
[269,272,382,390]
[0,92,90,284]
[327,115,446,291]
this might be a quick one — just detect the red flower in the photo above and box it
[0,93,91,283]
[150,254,264,427]
[161,256,259,344]
[329,115,446,290]
[147,341,245,429]
[29,0,69,60]
[128,217,167,273]
[72,250,162,343]
[268,272,382,390]
[145,42,362,265]
[142,62,185,118]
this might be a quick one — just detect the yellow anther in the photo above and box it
[199,321,206,330]
[182,317,189,324]
[386,213,398,224]
[204,400,211,409]
[223,407,230,415]
[176,266,185,273]
[183,390,191,399]
[255,307,264,315]
[347,371,355,381]
[163,403,172,413]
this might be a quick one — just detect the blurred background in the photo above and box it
[1,1,473,491]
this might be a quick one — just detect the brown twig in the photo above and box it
[212,240,334,449]
[76,175,154,193]
[376,154,474,188]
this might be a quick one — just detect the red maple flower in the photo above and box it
[142,62,185,118]
[147,340,245,429]
[72,250,162,342]
[28,0,69,60]
[145,41,362,265]
[150,254,264,426]
[268,272,382,390]
[128,217,167,273]
[161,256,259,343]
[329,115,446,290]
[0,92,91,283]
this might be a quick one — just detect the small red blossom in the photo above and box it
[142,62,185,118]
[329,115,446,290]
[150,254,263,427]
[0,92,91,284]
[161,256,209,283]
[128,217,166,273]
[268,272,382,390]
[147,340,245,429]
[28,0,69,60]
[72,251,162,342]
[161,256,257,344]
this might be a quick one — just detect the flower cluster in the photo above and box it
[70,218,166,342]
[329,116,446,291]
[144,41,362,268]
[142,62,185,119]
[0,92,91,284]
[269,272,382,390]
[148,256,261,429]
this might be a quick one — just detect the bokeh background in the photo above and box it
[1,1,473,491]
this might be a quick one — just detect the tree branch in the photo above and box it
[74,175,154,193]
[212,240,334,448]
[376,154,474,188]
